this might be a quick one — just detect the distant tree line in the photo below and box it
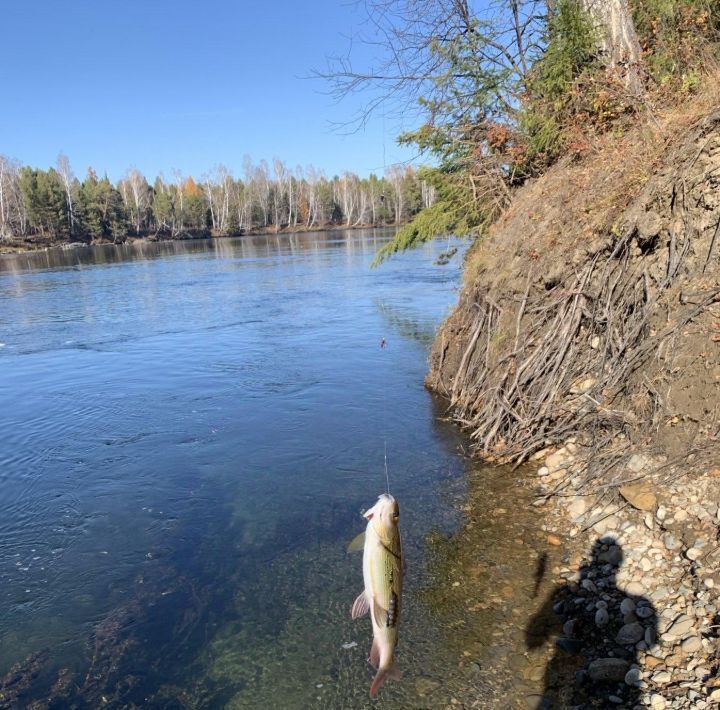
[0,154,435,244]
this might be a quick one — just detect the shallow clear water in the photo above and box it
[0,230,486,708]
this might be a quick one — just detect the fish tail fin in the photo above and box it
[369,664,401,698]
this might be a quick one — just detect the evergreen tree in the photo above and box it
[78,169,127,240]
[18,167,69,237]
[152,176,176,234]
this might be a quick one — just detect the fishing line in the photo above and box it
[380,109,391,496]
[380,337,390,494]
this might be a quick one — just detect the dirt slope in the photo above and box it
[427,84,720,482]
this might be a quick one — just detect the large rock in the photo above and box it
[588,658,629,682]
[619,482,657,512]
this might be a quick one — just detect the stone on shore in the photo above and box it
[619,482,657,512]
[587,658,629,682]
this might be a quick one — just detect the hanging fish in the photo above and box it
[350,493,403,698]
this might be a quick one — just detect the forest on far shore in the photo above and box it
[0,155,434,247]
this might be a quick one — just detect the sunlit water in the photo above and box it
[0,230,504,708]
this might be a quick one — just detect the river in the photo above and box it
[0,230,556,709]
[0,229,465,707]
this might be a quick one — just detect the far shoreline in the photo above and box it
[0,222,400,257]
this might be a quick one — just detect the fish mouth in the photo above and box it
[377,494,400,521]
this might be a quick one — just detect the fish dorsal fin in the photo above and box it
[346,531,366,553]
[351,592,370,619]
[372,599,388,628]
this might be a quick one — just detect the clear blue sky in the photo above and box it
[0,0,417,181]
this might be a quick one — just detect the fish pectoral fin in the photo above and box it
[372,599,389,627]
[346,531,366,553]
[351,591,370,619]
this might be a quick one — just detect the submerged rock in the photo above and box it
[416,677,441,696]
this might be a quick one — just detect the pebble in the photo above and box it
[544,450,569,472]
[581,579,598,593]
[666,614,694,638]
[620,598,636,615]
[616,622,644,645]
[619,482,657,511]
[686,547,702,561]
[567,497,587,518]
[650,695,667,710]
[652,671,672,684]
[626,581,644,595]
[593,515,619,534]
[627,454,649,473]
[663,533,680,550]
[595,607,609,626]
[645,626,657,648]
[625,667,643,685]
[680,636,702,653]
[587,658,629,682]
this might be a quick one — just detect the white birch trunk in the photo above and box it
[580,0,643,94]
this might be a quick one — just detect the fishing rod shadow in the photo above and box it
[532,552,548,599]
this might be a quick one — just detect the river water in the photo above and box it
[0,230,476,707]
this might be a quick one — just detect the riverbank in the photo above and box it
[523,440,720,709]
[425,77,720,708]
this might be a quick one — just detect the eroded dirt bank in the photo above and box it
[426,85,720,708]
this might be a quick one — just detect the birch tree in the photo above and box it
[0,156,23,238]
[120,168,150,234]
[56,153,77,238]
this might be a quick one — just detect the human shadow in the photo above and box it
[525,537,657,708]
